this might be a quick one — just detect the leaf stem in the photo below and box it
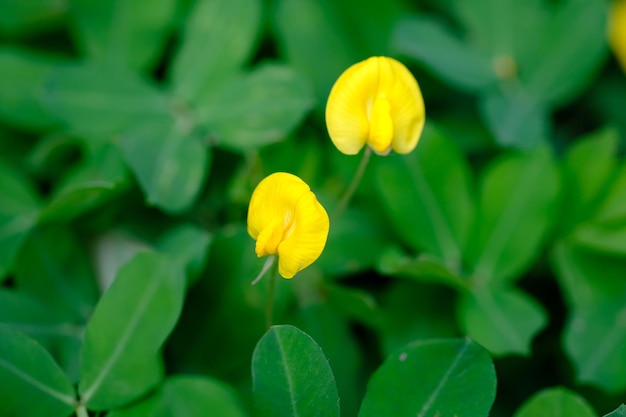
[333,146,372,218]
[265,262,278,329]
[76,404,89,417]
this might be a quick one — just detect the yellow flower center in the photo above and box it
[368,95,394,155]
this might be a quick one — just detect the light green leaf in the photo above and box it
[70,0,177,71]
[194,63,314,152]
[521,0,608,106]
[560,128,619,234]
[252,324,340,417]
[589,163,626,225]
[78,252,186,410]
[374,124,475,269]
[604,405,626,417]
[479,90,549,149]
[359,338,496,417]
[108,375,248,417]
[0,47,61,130]
[393,15,496,92]
[513,387,596,417]
[119,119,210,214]
[467,145,559,286]
[270,0,358,106]
[377,247,469,291]
[458,287,547,356]
[43,63,170,137]
[14,226,99,322]
[0,161,40,280]
[170,0,262,102]
[573,223,626,257]
[0,324,76,417]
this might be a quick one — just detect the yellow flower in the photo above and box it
[610,0,626,72]
[325,56,425,156]
[247,172,329,279]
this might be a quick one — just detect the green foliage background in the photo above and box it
[1,0,626,416]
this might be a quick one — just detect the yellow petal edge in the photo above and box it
[325,56,425,155]
[610,0,626,72]
[247,172,329,279]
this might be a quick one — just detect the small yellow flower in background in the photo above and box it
[325,56,425,156]
[610,0,626,72]
[247,172,329,279]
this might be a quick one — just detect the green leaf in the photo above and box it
[467,145,559,286]
[194,63,314,152]
[14,226,99,322]
[393,15,496,92]
[458,287,547,356]
[359,338,496,417]
[252,324,340,417]
[108,375,248,417]
[0,0,66,36]
[70,0,177,71]
[521,0,608,106]
[78,252,186,410]
[559,128,619,234]
[588,163,626,225]
[39,142,128,223]
[119,119,210,214]
[270,0,358,106]
[0,160,40,280]
[604,405,626,417]
[573,223,626,257]
[0,288,83,383]
[0,324,76,417]
[479,90,549,149]
[156,224,212,282]
[513,387,596,417]
[551,243,626,392]
[324,284,381,329]
[169,0,262,102]
[374,124,475,269]
[0,47,61,130]
[377,247,469,290]
[43,63,170,137]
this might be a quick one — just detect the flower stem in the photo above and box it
[265,262,278,329]
[333,146,372,218]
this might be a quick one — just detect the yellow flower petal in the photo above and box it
[247,172,329,279]
[610,0,626,72]
[325,56,425,155]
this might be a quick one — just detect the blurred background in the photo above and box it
[1,0,625,416]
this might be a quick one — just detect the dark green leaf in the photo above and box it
[119,119,210,214]
[359,338,496,417]
[467,145,559,286]
[374,124,474,269]
[194,63,314,151]
[0,324,75,417]
[324,284,381,329]
[479,90,549,149]
[14,226,99,322]
[108,375,248,417]
[513,387,596,417]
[377,247,469,290]
[39,142,128,223]
[458,287,547,356]
[0,161,40,280]
[0,47,61,130]
[43,63,170,137]
[394,15,496,92]
[588,163,626,225]
[170,0,262,102]
[0,0,66,36]
[156,224,212,282]
[78,252,186,410]
[252,324,340,417]
[70,0,177,71]
[521,0,608,106]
